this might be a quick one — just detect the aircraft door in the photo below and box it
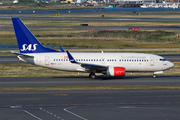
[45,56,49,65]
[150,56,154,66]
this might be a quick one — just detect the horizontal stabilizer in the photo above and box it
[10,50,34,58]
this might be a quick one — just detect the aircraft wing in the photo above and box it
[10,50,34,58]
[66,51,107,71]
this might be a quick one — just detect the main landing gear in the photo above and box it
[89,72,96,79]
[153,74,156,78]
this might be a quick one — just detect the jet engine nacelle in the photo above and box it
[106,66,125,76]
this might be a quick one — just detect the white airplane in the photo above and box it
[11,18,174,79]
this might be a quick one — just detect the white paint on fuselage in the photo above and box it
[21,52,174,73]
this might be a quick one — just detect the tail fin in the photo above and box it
[12,18,59,53]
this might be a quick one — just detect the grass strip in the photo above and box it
[1,30,180,49]
[1,19,180,27]
[0,85,179,91]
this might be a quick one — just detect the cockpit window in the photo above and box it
[159,59,167,61]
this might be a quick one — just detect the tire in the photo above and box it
[153,74,156,78]
[89,72,96,79]
[91,74,96,79]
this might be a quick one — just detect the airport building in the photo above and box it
[114,0,143,3]
[114,0,179,3]
[73,0,86,3]
[114,0,154,3]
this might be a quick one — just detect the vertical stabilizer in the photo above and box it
[12,18,59,53]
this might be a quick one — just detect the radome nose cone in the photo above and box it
[170,62,174,68]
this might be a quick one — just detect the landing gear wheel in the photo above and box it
[153,74,156,78]
[89,72,96,79]
[91,74,96,79]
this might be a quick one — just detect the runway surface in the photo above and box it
[0,54,179,63]
[1,16,180,22]
[0,90,180,120]
[0,55,22,63]
[0,76,180,87]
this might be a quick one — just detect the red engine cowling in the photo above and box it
[106,66,125,76]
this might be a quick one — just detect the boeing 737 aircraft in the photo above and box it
[11,18,174,79]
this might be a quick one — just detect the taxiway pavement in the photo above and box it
[1,16,180,22]
[1,24,180,31]
[0,90,180,120]
[0,76,180,87]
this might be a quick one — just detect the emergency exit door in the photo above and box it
[45,56,49,65]
[150,56,154,66]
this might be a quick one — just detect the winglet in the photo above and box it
[66,51,77,63]
[59,46,65,52]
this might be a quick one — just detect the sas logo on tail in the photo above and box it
[20,44,38,51]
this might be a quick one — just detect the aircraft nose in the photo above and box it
[169,62,174,68]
